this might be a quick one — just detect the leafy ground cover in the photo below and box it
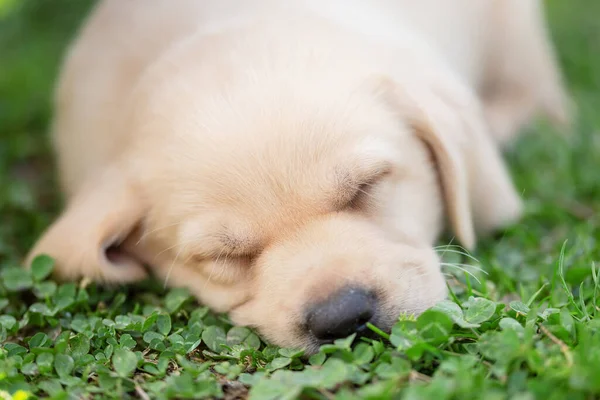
[1,1,599,399]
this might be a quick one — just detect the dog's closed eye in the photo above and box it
[190,232,257,281]
[346,179,381,210]
[216,231,259,256]
[335,165,392,211]
[189,228,261,265]
[192,253,253,284]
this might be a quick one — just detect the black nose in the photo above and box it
[305,287,376,342]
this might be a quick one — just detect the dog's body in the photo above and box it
[29,0,569,350]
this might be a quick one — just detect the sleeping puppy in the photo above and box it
[27,0,570,352]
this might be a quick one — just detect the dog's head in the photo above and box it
[28,33,522,351]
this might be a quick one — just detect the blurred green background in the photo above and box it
[0,0,95,262]
[0,0,599,267]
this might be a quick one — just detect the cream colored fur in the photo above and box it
[27,0,569,350]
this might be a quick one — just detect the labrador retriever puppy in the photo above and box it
[27,0,570,351]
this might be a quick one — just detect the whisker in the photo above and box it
[441,262,488,275]
[181,252,196,266]
[440,263,482,284]
[153,243,178,260]
[435,247,480,264]
[137,221,183,244]
[433,244,467,250]
[164,243,187,289]
[152,236,204,261]
[204,247,226,289]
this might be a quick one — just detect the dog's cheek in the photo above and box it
[229,297,313,349]
[400,262,447,314]
[371,246,447,319]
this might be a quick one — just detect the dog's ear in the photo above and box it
[377,76,522,250]
[26,166,149,283]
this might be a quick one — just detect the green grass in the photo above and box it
[1,1,600,399]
